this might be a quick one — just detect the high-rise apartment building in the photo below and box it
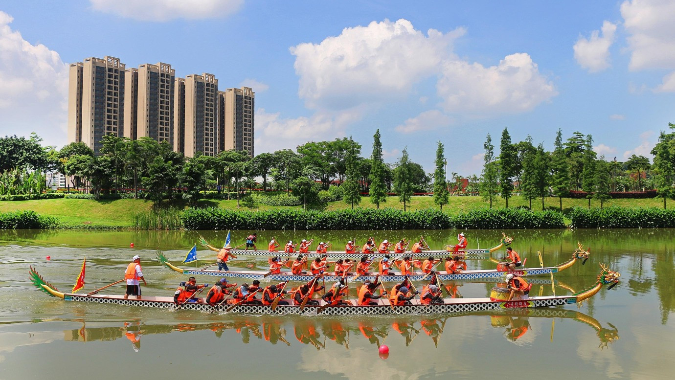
[67,62,84,143]
[123,68,138,140]
[184,73,218,157]
[135,63,175,145]
[78,56,126,153]
[173,78,186,154]
[220,87,255,157]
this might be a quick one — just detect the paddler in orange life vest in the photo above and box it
[394,239,408,253]
[378,240,391,253]
[316,241,328,253]
[345,240,356,254]
[389,278,414,304]
[358,277,386,305]
[293,279,322,306]
[285,240,297,253]
[378,255,392,275]
[217,244,237,271]
[206,278,236,306]
[356,255,373,276]
[268,256,288,275]
[311,257,328,275]
[291,254,308,275]
[231,281,263,305]
[411,238,428,253]
[392,286,417,306]
[299,239,313,254]
[174,276,207,304]
[124,255,146,300]
[333,259,352,276]
[362,238,375,254]
[506,273,531,301]
[445,256,465,274]
[452,232,467,254]
[421,256,441,274]
[505,247,522,271]
[396,256,415,275]
[262,282,289,306]
[268,237,280,252]
[322,278,351,306]
[420,284,444,305]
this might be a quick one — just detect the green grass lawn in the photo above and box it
[0,195,669,228]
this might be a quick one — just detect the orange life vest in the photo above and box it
[268,242,278,252]
[357,285,373,305]
[208,285,224,305]
[124,263,140,280]
[393,289,407,306]
[422,259,435,274]
[508,250,521,263]
[262,287,279,306]
[362,244,373,254]
[285,243,295,253]
[511,277,530,292]
[357,261,370,275]
[398,260,413,275]
[378,259,390,275]
[458,236,467,248]
[445,260,458,274]
[411,243,423,253]
[217,249,232,262]
[316,244,327,253]
[269,261,283,274]
[420,285,441,305]
[335,262,351,276]
[378,242,389,253]
[292,260,305,275]
[345,243,356,254]
[394,242,406,253]
[299,242,310,253]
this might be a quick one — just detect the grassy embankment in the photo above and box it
[0,196,669,228]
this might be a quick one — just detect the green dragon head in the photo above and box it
[598,263,620,289]
[501,233,514,246]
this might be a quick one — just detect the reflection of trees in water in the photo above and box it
[654,247,675,324]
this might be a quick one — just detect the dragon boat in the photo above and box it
[204,234,514,260]
[28,262,617,317]
[155,243,589,283]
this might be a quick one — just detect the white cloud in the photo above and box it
[609,114,625,120]
[238,79,268,93]
[621,0,675,71]
[573,21,617,72]
[290,19,464,110]
[254,108,362,153]
[437,53,557,114]
[382,148,401,161]
[622,131,655,160]
[0,11,68,146]
[89,0,243,22]
[653,71,675,92]
[395,109,453,134]
[594,143,617,156]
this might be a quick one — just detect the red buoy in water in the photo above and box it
[46,256,51,260]
[379,345,389,354]
[130,243,135,248]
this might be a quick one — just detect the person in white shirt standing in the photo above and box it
[124,255,147,300]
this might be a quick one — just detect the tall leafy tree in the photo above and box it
[291,176,322,210]
[480,134,499,208]
[251,152,274,191]
[625,154,651,191]
[297,141,334,189]
[651,124,675,208]
[581,134,597,208]
[433,142,449,211]
[532,144,551,210]
[0,133,49,173]
[369,129,387,208]
[342,138,361,209]
[520,138,538,209]
[593,157,612,208]
[564,131,587,190]
[59,142,94,192]
[514,136,536,193]
[394,148,414,211]
[499,127,517,208]
[271,149,302,192]
[550,129,571,211]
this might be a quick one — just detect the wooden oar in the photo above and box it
[270,282,289,311]
[299,276,321,311]
[421,261,441,280]
[225,288,262,312]
[87,279,124,295]
[177,287,206,307]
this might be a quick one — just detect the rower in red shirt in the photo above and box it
[411,238,427,253]
[285,241,297,254]
[378,255,392,275]
[356,256,372,276]
[315,241,328,253]
[345,240,356,254]
[421,256,441,274]
[299,239,313,254]
[378,240,391,253]
[268,237,280,252]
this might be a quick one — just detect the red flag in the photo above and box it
[72,258,86,293]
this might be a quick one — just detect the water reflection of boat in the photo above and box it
[30,263,619,316]
[156,244,589,283]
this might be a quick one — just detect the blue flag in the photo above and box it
[224,230,231,248]
[183,244,197,263]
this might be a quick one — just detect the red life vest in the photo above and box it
[362,244,373,254]
[508,250,521,263]
[285,243,295,253]
[357,261,370,275]
[208,285,224,305]
[262,287,279,306]
[269,261,283,274]
[445,260,458,274]
[268,242,278,252]
[357,285,373,305]
[398,261,413,275]
[311,261,325,275]
[378,242,389,253]
[412,243,423,253]
[299,242,310,253]
[422,259,434,274]
[292,260,304,275]
[394,242,406,253]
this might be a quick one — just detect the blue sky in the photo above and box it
[1,0,674,175]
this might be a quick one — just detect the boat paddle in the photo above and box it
[299,275,322,311]
[87,279,125,295]
[270,281,289,311]
[225,288,262,312]
[177,286,207,308]
[421,261,442,281]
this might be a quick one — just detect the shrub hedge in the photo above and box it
[569,207,675,228]
[180,207,562,230]
[0,210,59,229]
[252,193,302,207]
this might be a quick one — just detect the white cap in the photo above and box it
[429,285,438,291]
[132,255,140,261]
[459,233,465,237]
[302,239,307,242]
[506,274,514,281]
[383,240,388,243]
[289,241,293,244]
[348,241,353,244]
[320,242,324,245]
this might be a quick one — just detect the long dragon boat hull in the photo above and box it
[29,264,619,316]
[229,249,490,260]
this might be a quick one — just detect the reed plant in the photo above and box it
[134,207,183,230]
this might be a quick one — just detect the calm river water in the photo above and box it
[0,229,673,379]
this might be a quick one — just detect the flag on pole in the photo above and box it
[183,244,198,263]
[72,258,86,293]
[224,230,231,248]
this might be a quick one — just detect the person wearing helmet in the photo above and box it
[262,282,288,306]
[453,232,468,254]
[285,241,297,254]
[420,284,444,305]
[506,274,530,301]
[206,278,236,306]
[378,255,392,275]
[393,286,416,306]
[174,276,208,304]
[378,240,391,253]
[345,240,356,254]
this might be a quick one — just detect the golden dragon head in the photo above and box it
[598,263,621,289]
[574,242,591,265]
[501,232,514,246]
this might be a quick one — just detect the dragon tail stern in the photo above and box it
[29,266,64,299]
[155,251,185,274]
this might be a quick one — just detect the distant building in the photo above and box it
[184,73,219,157]
[71,56,126,153]
[220,87,255,157]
